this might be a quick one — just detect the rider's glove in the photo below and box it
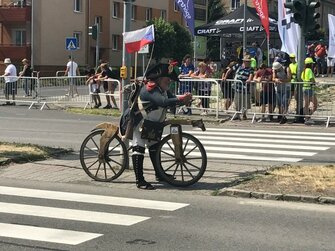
[178,93,192,105]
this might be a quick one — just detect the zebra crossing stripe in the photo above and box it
[0,186,189,211]
[192,132,335,148]
[205,128,335,136]
[0,223,102,245]
[185,131,335,141]
[0,202,149,226]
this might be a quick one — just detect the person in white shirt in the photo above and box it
[64,56,80,97]
[2,58,17,105]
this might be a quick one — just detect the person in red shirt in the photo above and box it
[254,63,275,122]
[314,40,327,77]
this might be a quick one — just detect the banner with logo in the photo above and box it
[252,0,270,38]
[175,0,194,36]
[277,0,300,55]
[328,14,335,58]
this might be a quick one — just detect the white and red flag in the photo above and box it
[123,25,155,53]
[252,0,270,38]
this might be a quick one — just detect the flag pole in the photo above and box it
[243,1,247,55]
[134,51,138,80]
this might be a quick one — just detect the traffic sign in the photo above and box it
[65,37,77,51]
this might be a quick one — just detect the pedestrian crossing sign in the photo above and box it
[65,37,77,51]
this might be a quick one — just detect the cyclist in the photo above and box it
[131,63,193,190]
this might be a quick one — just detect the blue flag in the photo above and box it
[175,0,195,36]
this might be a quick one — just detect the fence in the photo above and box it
[0,76,121,110]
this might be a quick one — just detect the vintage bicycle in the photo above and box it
[79,117,207,187]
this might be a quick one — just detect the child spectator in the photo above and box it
[86,69,101,108]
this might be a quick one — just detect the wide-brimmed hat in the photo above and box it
[145,63,179,81]
[242,55,252,62]
[289,54,296,58]
[4,58,11,64]
[272,62,283,70]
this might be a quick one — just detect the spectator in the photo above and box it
[97,63,118,109]
[254,63,275,122]
[314,39,327,77]
[191,62,210,115]
[269,44,278,65]
[64,56,80,97]
[233,55,254,120]
[272,61,291,124]
[255,42,263,68]
[86,69,101,108]
[2,58,17,105]
[327,55,334,77]
[221,60,239,111]
[19,58,33,97]
[301,57,317,124]
[178,54,195,115]
[289,54,298,98]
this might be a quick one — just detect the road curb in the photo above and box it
[218,188,335,205]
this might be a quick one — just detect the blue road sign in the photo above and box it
[65,37,77,51]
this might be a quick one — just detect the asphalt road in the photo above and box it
[0,178,334,251]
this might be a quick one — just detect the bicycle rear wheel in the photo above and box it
[155,132,207,187]
[80,129,128,182]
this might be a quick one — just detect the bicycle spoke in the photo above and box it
[184,157,203,160]
[84,145,99,155]
[180,163,184,182]
[163,161,178,172]
[90,137,100,151]
[107,157,123,167]
[160,158,177,163]
[166,141,176,153]
[172,164,180,177]
[107,141,119,154]
[106,161,117,175]
[94,163,102,177]
[160,150,175,158]
[184,145,198,157]
[185,160,201,171]
[182,138,190,153]
[86,159,99,170]
[182,162,195,178]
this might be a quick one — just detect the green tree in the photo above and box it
[171,22,193,63]
[148,18,176,61]
[207,0,226,61]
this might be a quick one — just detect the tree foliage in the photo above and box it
[170,22,193,63]
[148,18,176,61]
[207,0,226,61]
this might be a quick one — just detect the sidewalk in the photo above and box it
[0,152,271,195]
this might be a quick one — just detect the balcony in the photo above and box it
[0,44,31,62]
[0,6,31,23]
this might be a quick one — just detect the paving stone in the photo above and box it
[282,194,301,202]
[219,188,251,198]
[318,197,335,205]
[262,192,284,201]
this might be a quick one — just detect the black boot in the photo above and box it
[132,148,155,190]
[149,144,174,182]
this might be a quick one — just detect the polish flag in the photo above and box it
[123,25,155,53]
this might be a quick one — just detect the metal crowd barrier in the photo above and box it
[87,78,121,110]
[177,78,220,118]
[0,76,39,108]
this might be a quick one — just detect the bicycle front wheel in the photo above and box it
[155,132,207,187]
[79,129,128,182]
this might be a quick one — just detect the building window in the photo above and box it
[112,34,121,51]
[13,30,26,46]
[113,2,120,18]
[145,8,152,21]
[131,5,137,20]
[231,0,240,10]
[73,32,81,49]
[160,10,167,20]
[174,2,179,12]
[74,0,82,12]
[195,8,206,21]
[95,16,103,32]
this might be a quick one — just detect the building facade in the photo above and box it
[0,0,207,76]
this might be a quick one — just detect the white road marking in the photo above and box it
[0,186,189,211]
[0,202,149,226]
[0,223,102,245]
